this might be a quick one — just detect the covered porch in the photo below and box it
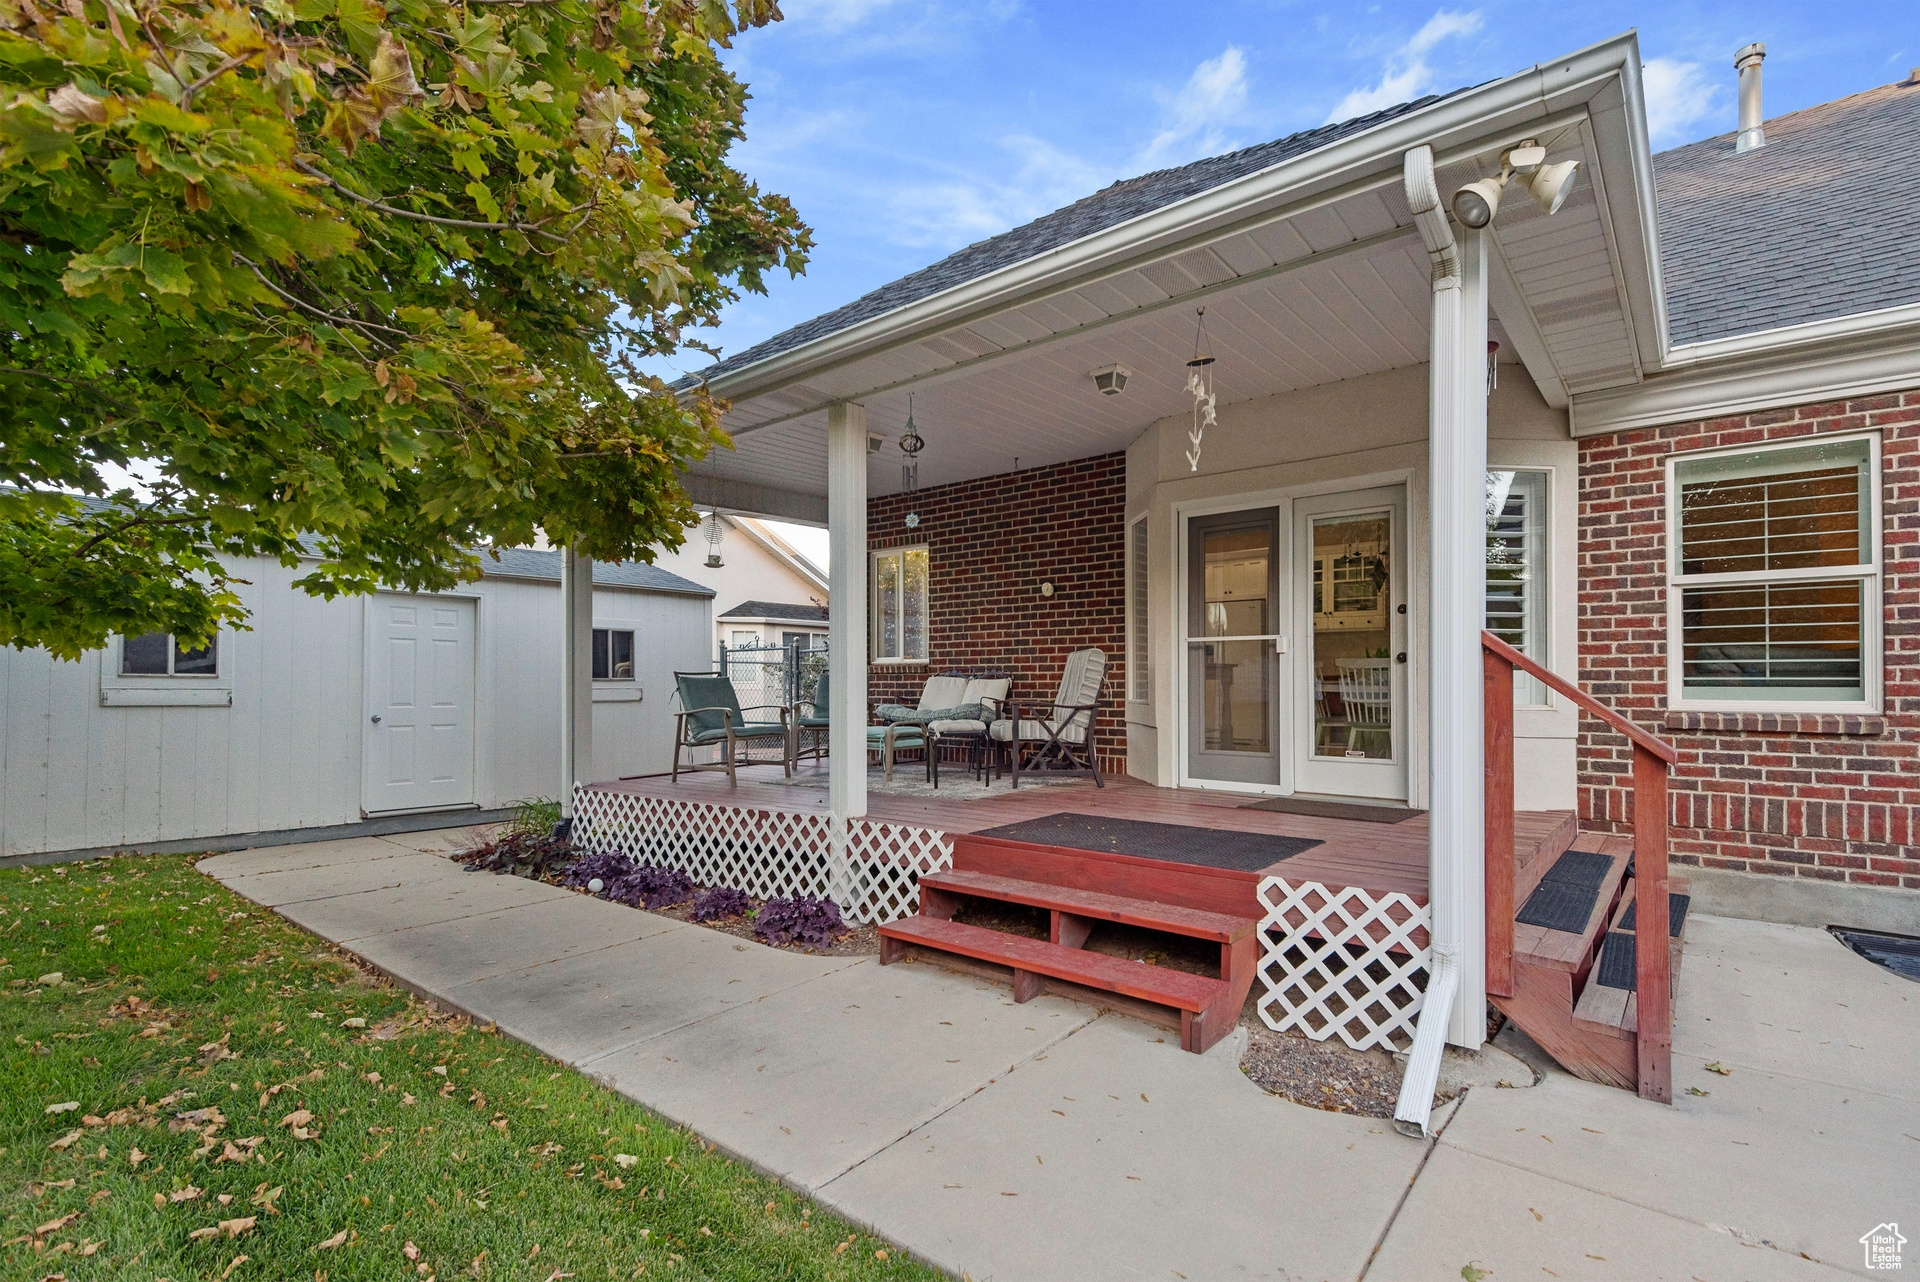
[566,35,1686,1113]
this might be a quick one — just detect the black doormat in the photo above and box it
[1239,796,1425,824]
[976,813,1322,873]
[1594,929,1637,990]
[1514,849,1615,933]
[1618,893,1692,938]
[1830,927,1920,982]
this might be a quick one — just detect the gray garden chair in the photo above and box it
[671,672,791,785]
[987,648,1107,788]
[793,670,830,766]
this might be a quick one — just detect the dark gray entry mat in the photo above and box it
[1514,849,1615,933]
[1829,927,1920,982]
[1619,893,1692,938]
[1239,796,1425,824]
[1595,930,1637,990]
[976,813,1322,873]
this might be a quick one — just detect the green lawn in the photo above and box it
[0,854,939,1281]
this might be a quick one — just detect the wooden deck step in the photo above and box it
[1511,846,1631,973]
[1572,876,1692,1038]
[1511,809,1581,913]
[879,916,1226,1010]
[919,869,1257,943]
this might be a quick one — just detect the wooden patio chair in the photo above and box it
[671,671,791,785]
[988,648,1107,788]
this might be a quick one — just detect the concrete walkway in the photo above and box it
[200,830,1916,1280]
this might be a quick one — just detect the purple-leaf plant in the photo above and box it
[691,886,754,922]
[753,896,846,948]
[562,854,695,909]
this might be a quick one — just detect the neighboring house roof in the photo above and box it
[480,546,714,597]
[1653,77,1920,346]
[677,93,1460,387]
[717,600,828,623]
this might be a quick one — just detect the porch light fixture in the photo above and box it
[1184,307,1217,472]
[703,510,725,568]
[1450,139,1581,228]
[1089,363,1132,396]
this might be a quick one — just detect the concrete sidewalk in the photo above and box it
[200,830,1914,1280]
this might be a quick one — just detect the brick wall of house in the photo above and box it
[1577,388,1920,890]
[867,453,1128,774]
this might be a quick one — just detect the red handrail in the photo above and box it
[1481,630,1676,1104]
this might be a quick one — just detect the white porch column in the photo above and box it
[559,545,594,817]
[826,403,869,889]
[1424,216,1490,1050]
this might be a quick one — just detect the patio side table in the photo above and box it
[930,726,991,788]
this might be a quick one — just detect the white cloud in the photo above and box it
[1137,46,1250,169]
[880,134,1109,248]
[1325,9,1483,123]
[1641,57,1720,145]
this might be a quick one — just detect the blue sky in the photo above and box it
[650,0,1917,391]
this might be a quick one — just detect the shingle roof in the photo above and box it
[1653,78,1920,346]
[680,93,1461,387]
[717,600,828,622]
[480,546,714,596]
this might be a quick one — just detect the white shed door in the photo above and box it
[363,596,476,814]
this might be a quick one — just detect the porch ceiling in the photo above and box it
[685,38,1660,513]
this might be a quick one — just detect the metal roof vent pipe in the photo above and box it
[1735,42,1767,153]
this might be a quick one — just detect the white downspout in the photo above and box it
[1395,144,1489,1136]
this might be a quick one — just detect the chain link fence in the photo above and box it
[718,641,828,715]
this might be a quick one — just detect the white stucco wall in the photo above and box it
[648,517,827,655]
[0,559,710,858]
[1125,361,1579,811]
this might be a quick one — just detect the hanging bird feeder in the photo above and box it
[703,511,724,568]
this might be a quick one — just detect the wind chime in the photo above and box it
[703,510,724,568]
[1184,307,1217,471]
[899,393,925,529]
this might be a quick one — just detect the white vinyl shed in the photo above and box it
[0,547,712,861]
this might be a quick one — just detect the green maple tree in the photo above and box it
[0,0,808,658]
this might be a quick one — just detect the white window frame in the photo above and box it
[870,544,930,665]
[99,631,231,707]
[1665,431,1883,714]
[591,622,641,703]
[1127,515,1150,704]
[1486,469,1550,706]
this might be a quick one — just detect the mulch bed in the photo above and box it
[1238,1027,1409,1118]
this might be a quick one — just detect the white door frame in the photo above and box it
[361,592,481,817]
[1291,484,1411,801]
[1171,467,1421,799]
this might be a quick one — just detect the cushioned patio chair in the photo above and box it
[792,670,830,766]
[671,671,791,785]
[987,649,1107,788]
[926,673,1011,786]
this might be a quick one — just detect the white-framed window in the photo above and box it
[1666,433,1881,712]
[1127,516,1149,702]
[728,629,759,652]
[1486,470,1548,704]
[120,631,218,677]
[870,545,929,664]
[592,627,635,680]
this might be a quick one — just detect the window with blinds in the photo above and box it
[1486,470,1547,703]
[1669,435,1879,708]
[1128,517,1149,702]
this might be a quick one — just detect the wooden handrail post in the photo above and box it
[1483,645,1515,999]
[1633,743,1672,1104]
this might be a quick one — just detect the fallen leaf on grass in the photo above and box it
[341,1017,367,1029]
[27,1180,76,1197]
[219,1253,249,1280]
[403,1240,421,1261]
[214,1137,266,1164]
[36,1211,82,1237]
[250,1185,283,1213]
[612,1154,639,1169]
[401,1093,417,1107]
[45,1101,80,1115]
[198,1033,237,1066]
[313,1229,351,1250]
[49,1129,85,1151]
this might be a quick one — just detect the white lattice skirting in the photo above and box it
[1256,876,1432,1053]
[570,787,952,925]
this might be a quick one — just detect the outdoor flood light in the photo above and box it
[1089,363,1132,396]
[1523,159,1581,216]
[1451,175,1505,228]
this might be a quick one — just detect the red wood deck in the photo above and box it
[587,763,1578,906]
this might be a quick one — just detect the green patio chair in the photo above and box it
[793,670,830,766]
[671,671,792,785]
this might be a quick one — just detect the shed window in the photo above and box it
[593,628,635,680]
[871,546,929,663]
[1669,435,1879,709]
[121,632,217,677]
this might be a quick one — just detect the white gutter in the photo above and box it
[1657,299,1920,370]
[699,33,1657,411]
